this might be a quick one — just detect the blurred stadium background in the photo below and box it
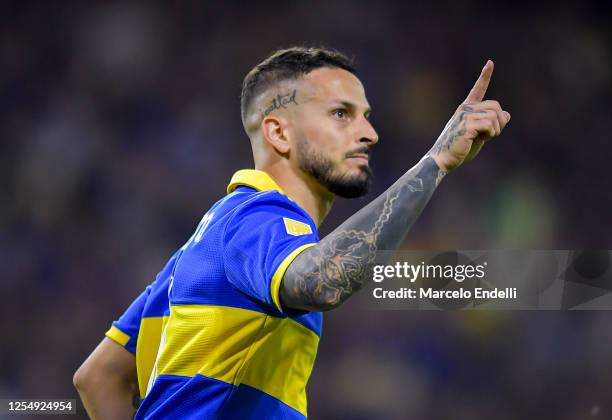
[1,1,612,419]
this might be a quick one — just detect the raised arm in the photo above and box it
[281,60,511,311]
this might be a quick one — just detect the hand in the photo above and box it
[429,60,511,172]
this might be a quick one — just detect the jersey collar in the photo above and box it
[227,170,285,194]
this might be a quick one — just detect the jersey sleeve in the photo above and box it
[223,192,318,312]
[105,285,152,354]
[106,250,178,353]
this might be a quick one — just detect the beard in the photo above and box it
[296,138,372,198]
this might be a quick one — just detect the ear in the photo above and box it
[261,116,290,155]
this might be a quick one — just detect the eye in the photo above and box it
[333,109,348,120]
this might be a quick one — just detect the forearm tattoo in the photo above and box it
[281,156,445,311]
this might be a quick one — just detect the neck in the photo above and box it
[257,162,334,227]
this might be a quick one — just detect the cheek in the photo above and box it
[302,121,344,158]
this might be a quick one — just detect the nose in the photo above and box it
[359,116,379,145]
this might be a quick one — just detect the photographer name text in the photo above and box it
[373,287,517,300]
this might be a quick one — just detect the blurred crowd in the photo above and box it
[1,1,611,419]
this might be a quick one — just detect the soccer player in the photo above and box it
[75,46,509,419]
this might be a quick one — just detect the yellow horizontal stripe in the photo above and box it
[136,316,167,397]
[270,243,316,312]
[240,315,318,416]
[105,325,130,347]
[158,305,319,417]
[157,305,267,383]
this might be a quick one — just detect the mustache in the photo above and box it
[345,146,373,158]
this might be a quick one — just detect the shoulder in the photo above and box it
[222,189,318,242]
[230,189,313,224]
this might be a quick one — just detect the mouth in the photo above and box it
[347,154,369,164]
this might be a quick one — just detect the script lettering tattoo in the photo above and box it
[262,90,299,116]
[281,156,445,311]
[429,105,473,155]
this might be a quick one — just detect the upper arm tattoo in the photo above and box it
[281,156,446,311]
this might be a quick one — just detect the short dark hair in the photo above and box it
[240,46,355,123]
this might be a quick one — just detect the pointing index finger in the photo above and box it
[464,60,494,104]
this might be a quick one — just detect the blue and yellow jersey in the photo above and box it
[105,252,177,397]
[112,169,321,419]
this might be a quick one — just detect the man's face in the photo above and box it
[290,67,379,198]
